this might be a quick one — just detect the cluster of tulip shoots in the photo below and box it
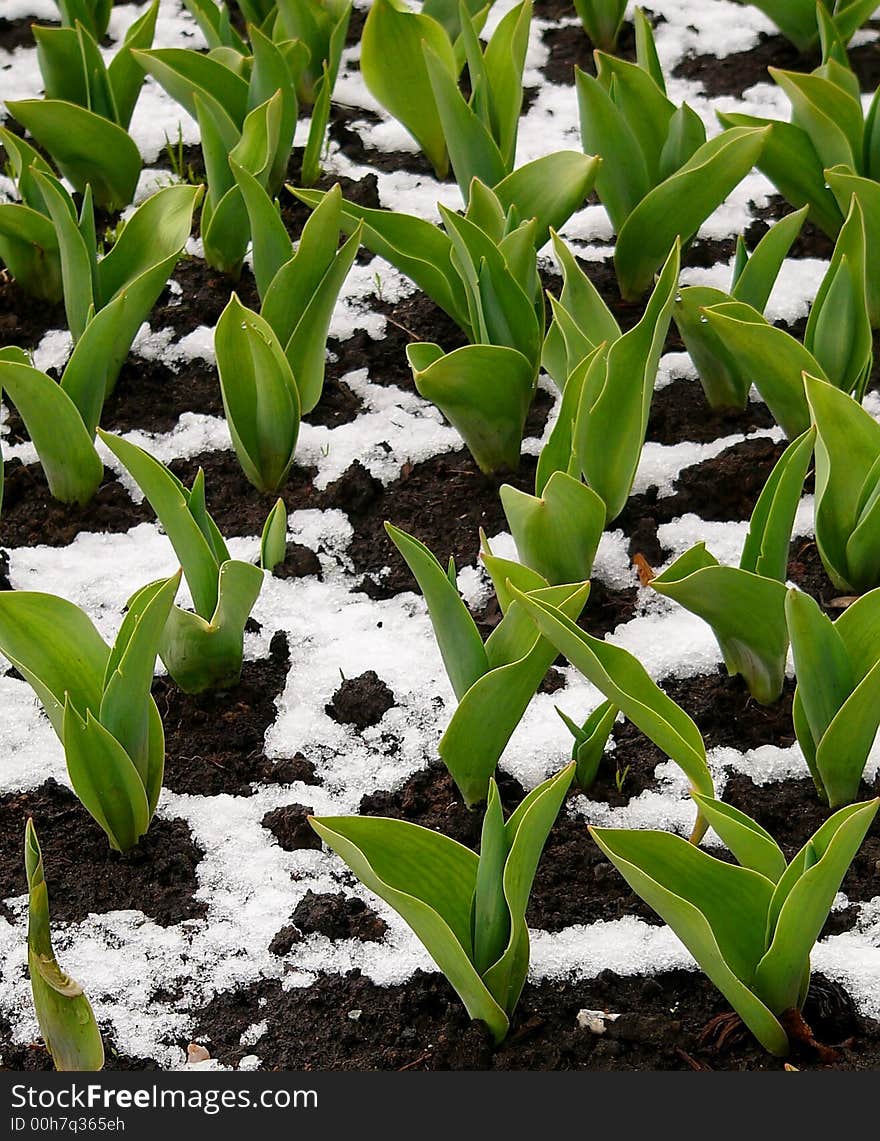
[3,0,880,1071]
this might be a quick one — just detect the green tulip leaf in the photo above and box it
[260,498,288,574]
[702,301,823,438]
[0,362,103,505]
[6,100,141,211]
[576,240,679,519]
[215,294,301,493]
[62,700,152,852]
[158,559,264,694]
[500,471,605,585]
[716,112,843,238]
[510,585,713,804]
[360,0,456,178]
[25,821,104,1071]
[614,127,769,300]
[439,582,590,806]
[385,522,489,702]
[408,343,537,475]
[589,823,788,1056]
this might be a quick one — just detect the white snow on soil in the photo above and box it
[1,0,879,1068]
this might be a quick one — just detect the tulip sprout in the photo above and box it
[0,576,180,850]
[7,1,159,209]
[593,793,879,1055]
[387,522,590,805]
[577,11,769,297]
[651,429,815,705]
[98,432,265,694]
[25,820,104,1070]
[311,763,576,1044]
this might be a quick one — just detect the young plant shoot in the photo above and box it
[536,240,680,522]
[310,762,576,1044]
[508,583,715,842]
[215,294,302,494]
[787,586,880,807]
[228,180,362,414]
[0,181,201,505]
[54,0,114,39]
[404,194,546,474]
[25,820,104,1071]
[703,196,872,438]
[181,0,351,184]
[297,173,605,474]
[7,1,159,209]
[31,174,202,389]
[718,50,880,320]
[592,793,879,1055]
[574,0,628,53]
[135,23,302,272]
[98,432,265,694]
[0,575,180,850]
[386,522,590,805]
[360,0,532,195]
[540,227,675,544]
[498,471,606,587]
[557,700,618,789]
[804,374,880,593]
[292,154,601,338]
[0,130,64,302]
[577,10,769,297]
[260,498,289,573]
[0,345,104,506]
[672,206,809,410]
[651,429,815,705]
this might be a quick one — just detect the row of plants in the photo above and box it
[2,0,880,1069]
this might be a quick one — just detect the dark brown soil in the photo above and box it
[325,670,396,730]
[0,460,151,548]
[0,779,204,927]
[280,890,388,943]
[166,451,321,540]
[262,803,323,852]
[153,257,259,338]
[663,671,796,752]
[193,967,880,1071]
[280,169,382,247]
[646,379,774,445]
[674,25,880,100]
[338,450,539,598]
[275,541,323,579]
[617,436,788,563]
[102,355,224,435]
[155,631,320,797]
[673,35,814,98]
[0,17,52,54]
